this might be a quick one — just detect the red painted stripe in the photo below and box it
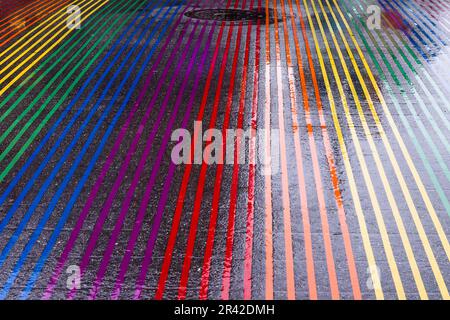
[153,0,234,300]
[177,0,245,298]
[219,0,254,300]
[243,0,262,300]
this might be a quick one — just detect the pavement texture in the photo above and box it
[0,0,449,300]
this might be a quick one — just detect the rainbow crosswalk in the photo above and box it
[0,0,449,300]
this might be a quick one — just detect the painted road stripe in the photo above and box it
[377,0,450,124]
[14,0,152,299]
[1,1,180,299]
[318,0,432,299]
[113,19,216,302]
[353,0,450,181]
[0,0,446,300]
[88,22,205,300]
[218,0,257,300]
[0,0,109,96]
[263,0,274,300]
[390,0,447,48]
[328,0,450,298]
[285,0,363,299]
[319,0,430,299]
[431,0,450,20]
[0,0,146,187]
[0,0,126,167]
[1,0,175,299]
[380,0,443,53]
[0,0,72,47]
[0,0,162,229]
[295,0,382,300]
[243,0,262,300]
[32,3,189,300]
[306,0,403,299]
[80,8,204,299]
[36,1,182,299]
[173,0,242,300]
[272,0,297,300]
[203,0,252,299]
[0,0,88,58]
[212,0,257,301]
[347,0,450,231]
[403,0,450,36]
[41,0,201,300]
[276,0,320,299]
[0,0,123,114]
[0,0,55,30]
[153,3,229,300]
[384,0,450,103]
[176,0,245,299]
[341,0,450,271]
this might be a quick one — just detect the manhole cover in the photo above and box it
[185,8,274,24]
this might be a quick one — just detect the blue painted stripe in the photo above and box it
[17,1,186,300]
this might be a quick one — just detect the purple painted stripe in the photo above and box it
[87,21,206,300]
[113,21,216,300]
[131,23,218,301]
[66,19,198,302]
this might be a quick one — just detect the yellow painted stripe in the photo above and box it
[1,0,89,60]
[0,0,109,96]
[0,0,101,72]
[307,0,409,299]
[315,0,430,299]
[329,0,450,299]
[298,0,385,300]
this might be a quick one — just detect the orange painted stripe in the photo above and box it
[272,0,295,300]
[0,0,72,47]
[0,0,56,33]
[286,0,362,299]
[276,0,319,300]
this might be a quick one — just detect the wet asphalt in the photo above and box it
[0,0,449,300]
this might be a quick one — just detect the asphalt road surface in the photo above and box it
[0,0,449,300]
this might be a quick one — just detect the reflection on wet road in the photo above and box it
[0,0,449,300]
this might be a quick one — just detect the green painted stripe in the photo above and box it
[0,0,125,114]
[342,0,450,214]
[353,0,450,155]
[0,0,127,136]
[0,0,148,180]
[376,1,450,116]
